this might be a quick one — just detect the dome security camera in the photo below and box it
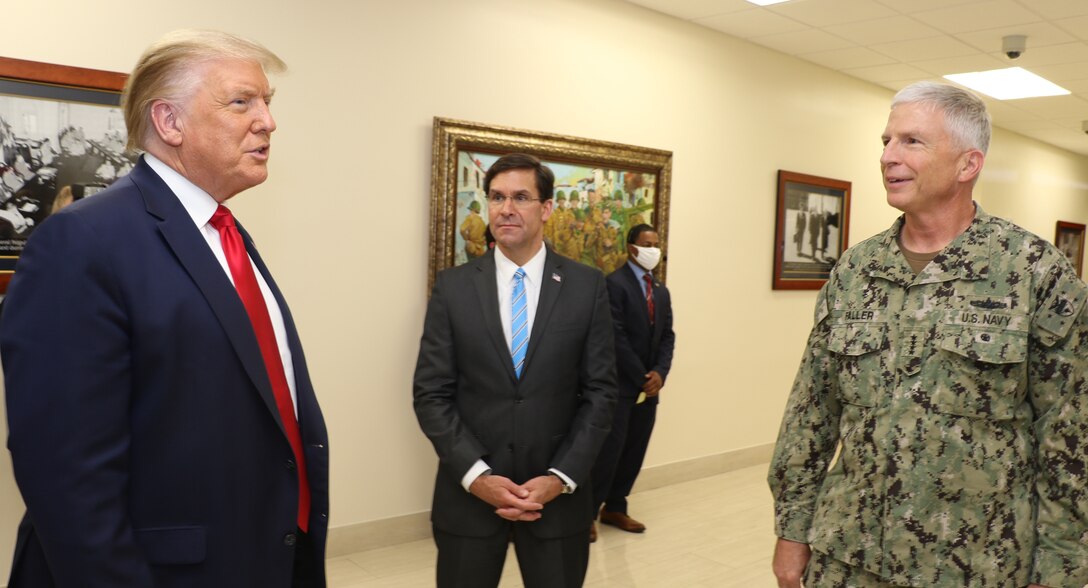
[1003,35,1027,60]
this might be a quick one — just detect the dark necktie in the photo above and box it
[209,205,311,532]
[643,273,655,324]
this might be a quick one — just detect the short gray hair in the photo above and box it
[891,81,991,154]
[121,29,286,152]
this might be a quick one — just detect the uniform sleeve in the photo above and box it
[1026,262,1088,587]
[767,280,843,543]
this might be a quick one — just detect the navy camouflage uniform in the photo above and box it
[769,206,1088,587]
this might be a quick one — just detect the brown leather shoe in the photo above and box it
[599,510,646,533]
[589,521,597,543]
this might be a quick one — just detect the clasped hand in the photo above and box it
[469,474,563,521]
[642,370,663,398]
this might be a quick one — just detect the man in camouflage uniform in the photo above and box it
[768,81,1088,588]
[589,204,623,273]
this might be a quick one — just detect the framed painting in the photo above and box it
[429,117,672,292]
[0,56,136,293]
[1055,220,1085,278]
[773,170,851,290]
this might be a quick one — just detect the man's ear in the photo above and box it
[540,197,554,223]
[959,149,985,183]
[149,100,183,147]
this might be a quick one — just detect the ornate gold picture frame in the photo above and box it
[429,117,672,292]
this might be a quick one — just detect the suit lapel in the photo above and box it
[472,251,517,382]
[134,159,284,434]
[621,263,664,354]
[650,278,665,346]
[620,264,652,325]
[523,249,563,377]
[238,222,312,436]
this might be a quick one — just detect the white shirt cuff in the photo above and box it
[462,459,491,492]
[548,468,577,492]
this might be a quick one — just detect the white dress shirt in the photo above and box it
[461,244,576,493]
[495,245,546,353]
[143,153,299,415]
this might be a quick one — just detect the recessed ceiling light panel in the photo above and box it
[943,67,1070,100]
[746,0,792,6]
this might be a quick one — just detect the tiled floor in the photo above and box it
[328,463,777,587]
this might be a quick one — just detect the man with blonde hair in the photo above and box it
[770,81,1088,587]
[3,29,328,587]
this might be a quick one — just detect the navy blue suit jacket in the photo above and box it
[2,158,329,587]
[606,264,675,401]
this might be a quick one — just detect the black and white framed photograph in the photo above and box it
[773,170,851,290]
[0,56,135,292]
[1055,220,1085,278]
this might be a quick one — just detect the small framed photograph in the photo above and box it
[772,170,851,290]
[1055,220,1085,278]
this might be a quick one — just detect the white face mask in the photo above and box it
[632,245,662,271]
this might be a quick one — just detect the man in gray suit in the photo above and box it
[414,153,617,588]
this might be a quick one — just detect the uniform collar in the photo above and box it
[867,203,993,287]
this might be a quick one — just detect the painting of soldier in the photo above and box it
[453,150,660,276]
[460,199,487,260]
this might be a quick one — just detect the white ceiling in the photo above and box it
[625,0,1088,156]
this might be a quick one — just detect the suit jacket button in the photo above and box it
[284,533,297,546]
[286,459,296,470]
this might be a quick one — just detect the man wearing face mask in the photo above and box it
[589,223,676,541]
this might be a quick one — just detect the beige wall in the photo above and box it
[1,0,1087,580]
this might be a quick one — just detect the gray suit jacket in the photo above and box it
[413,247,617,538]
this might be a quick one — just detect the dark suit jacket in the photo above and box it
[413,248,617,539]
[606,264,675,401]
[1,157,329,588]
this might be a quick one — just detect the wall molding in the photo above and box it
[325,442,774,557]
[326,509,432,557]
[629,442,773,494]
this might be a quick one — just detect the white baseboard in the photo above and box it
[326,509,432,557]
[325,442,774,557]
[630,442,774,494]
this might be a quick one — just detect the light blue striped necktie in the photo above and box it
[511,268,528,379]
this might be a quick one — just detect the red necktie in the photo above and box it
[210,206,310,532]
[643,273,655,324]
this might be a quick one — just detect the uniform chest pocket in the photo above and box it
[828,323,887,408]
[932,325,1028,420]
